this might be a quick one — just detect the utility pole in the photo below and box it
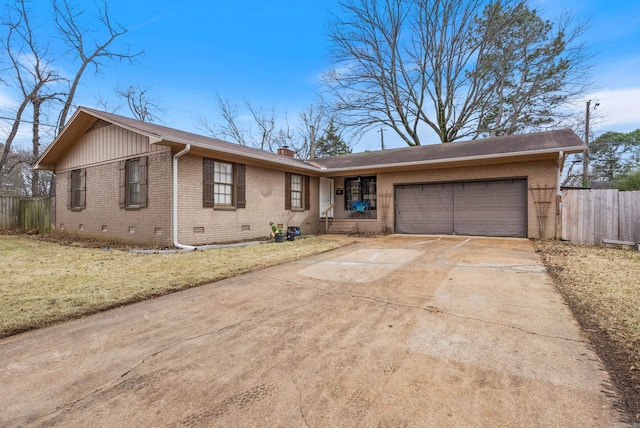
[309,125,316,159]
[379,128,385,150]
[583,100,590,187]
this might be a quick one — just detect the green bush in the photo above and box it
[614,170,640,191]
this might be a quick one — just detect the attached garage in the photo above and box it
[308,128,586,240]
[395,178,528,237]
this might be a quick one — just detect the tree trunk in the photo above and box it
[31,98,41,197]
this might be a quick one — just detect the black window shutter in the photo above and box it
[203,158,214,207]
[235,163,246,208]
[304,175,310,211]
[79,168,86,209]
[139,156,148,208]
[66,171,72,210]
[119,161,126,208]
[284,172,292,210]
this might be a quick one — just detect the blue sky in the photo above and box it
[3,0,640,152]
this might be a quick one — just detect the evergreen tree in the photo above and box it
[314,122,352,158]
[590,129,640,182]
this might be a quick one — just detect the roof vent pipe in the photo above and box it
[173,144,195,250]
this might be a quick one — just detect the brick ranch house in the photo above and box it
[35,107,585,247]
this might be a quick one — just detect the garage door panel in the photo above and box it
[453,180,526,238]
[423,184,454,234]
[395,179,527,238]
[395,184,454,234]
[395,186,427,234]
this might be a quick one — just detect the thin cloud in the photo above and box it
[589,88,640,132]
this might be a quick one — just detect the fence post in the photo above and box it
[0,197,21,229]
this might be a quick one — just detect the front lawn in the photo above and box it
[0,235,347,338]
[535,241,640,421]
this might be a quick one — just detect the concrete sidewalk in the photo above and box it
[0,235,629,427]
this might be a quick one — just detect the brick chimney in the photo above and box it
[277,146,295,157]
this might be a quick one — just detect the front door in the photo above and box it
[319,178,334,218]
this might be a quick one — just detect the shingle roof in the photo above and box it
[36,106,585,174]
[310,128,585,170]
[79,107,312,169]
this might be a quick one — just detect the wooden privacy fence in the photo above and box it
[0,197,20,229]
[0,197,55,233]
[561,189,640,247]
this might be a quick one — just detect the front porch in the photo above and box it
[319,175,378,221]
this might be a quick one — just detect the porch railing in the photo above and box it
[321,202,336,230]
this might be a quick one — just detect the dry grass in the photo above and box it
[0,236,347,338]
[535,241,640,420]
[535,241,640,347]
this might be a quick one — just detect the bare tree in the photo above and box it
[200,93,249,145]
[273,117,297,153]
[53,0,142,132]
[202,93,298,153]
[0,0,140,196]
[115,83,163,123]
[246,102,278,151]
[0,0,65,195]
[297,104,325,159]
[0,146,30,196]
[324,0,590,145]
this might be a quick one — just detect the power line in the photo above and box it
[0,115,58,128]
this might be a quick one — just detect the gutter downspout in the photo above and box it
[173,144,195,250]
[557,151,564,196]
[556,151,564,240]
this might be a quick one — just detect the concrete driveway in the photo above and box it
[0,235,628,427]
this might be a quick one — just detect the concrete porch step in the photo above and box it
[324,219,379,234]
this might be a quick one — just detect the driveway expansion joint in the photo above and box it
[279,277,586,345]
[437,310,589,344]
[290,374,310,428]
[275,277,441,315]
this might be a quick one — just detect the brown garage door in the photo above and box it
[395,179,527,237]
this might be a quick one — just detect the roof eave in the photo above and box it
[33,108,84,170]
[152,137,320,173]
[82,108,164,142]
[317,145,585,173]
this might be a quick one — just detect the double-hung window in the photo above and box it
[67,168,86,210]
[119,157,148,209]
[290,174,303,209]
[127,159,141,206]
[203,158,246,209]
[214,161,233,206]
[285,172,310,211]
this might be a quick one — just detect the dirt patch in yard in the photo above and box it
[535,241,640,422]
